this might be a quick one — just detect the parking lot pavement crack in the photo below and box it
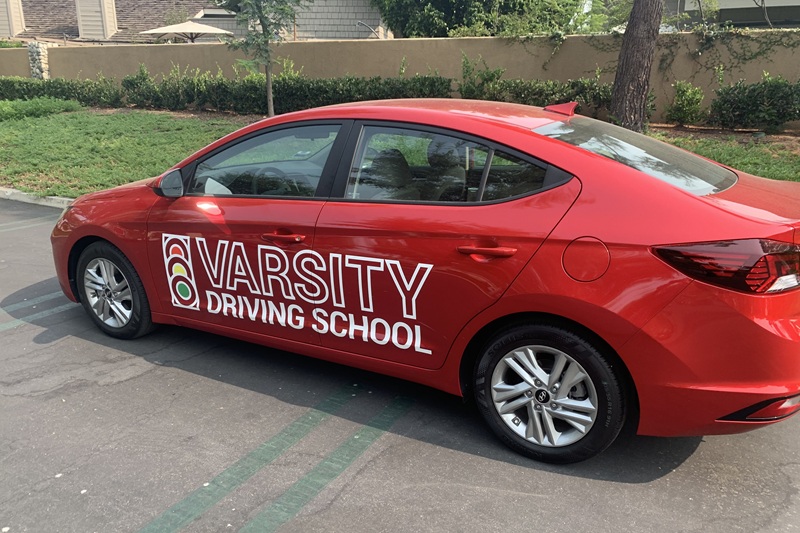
[0,358,157,399]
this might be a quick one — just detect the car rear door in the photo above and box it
[146,121,351,346]
[310,122,581,369]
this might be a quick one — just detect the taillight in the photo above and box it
[654,239,800,294]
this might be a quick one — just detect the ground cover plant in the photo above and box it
[0,109,244,197]
[0,109,796,198]
[0,97,82,121]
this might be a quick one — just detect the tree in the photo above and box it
[609,0,664,132]
[751,0,773,28]
[369,0,582,38]
[215,0,309,116]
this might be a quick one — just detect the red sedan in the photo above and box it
[51,99,800,463]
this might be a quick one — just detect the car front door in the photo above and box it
[311,123,581,369]
[146,121,350,346]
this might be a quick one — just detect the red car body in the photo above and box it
[51,99,800,461]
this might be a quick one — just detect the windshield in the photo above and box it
[533,117,737,196]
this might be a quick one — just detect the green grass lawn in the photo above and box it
[650,131,800,183]
[0,109,245,197]
[0,108,797,198]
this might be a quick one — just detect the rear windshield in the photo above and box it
[533,117,737,195]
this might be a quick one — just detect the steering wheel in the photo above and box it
[253,166,290,195]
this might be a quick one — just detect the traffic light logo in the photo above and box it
[163,233,200,310]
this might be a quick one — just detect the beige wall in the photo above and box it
[4,32,800,119]
[0,48,29,77]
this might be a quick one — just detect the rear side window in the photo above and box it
[534,117,737,195]
[346,125,569,203]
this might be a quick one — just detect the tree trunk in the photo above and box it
[752,1,773,28]
[266,60,275,117]
[610,0,664,132]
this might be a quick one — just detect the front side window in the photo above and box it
[534,117,737,195]
[345,126,562,203]
[189,124,340,197]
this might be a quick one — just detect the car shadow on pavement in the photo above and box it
[4,279,701,484]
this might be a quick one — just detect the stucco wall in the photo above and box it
[0,48,29,77]
[3,32,800,120]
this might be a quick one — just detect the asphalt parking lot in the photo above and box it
[1,197,799,533]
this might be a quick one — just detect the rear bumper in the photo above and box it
[622,281,800,436]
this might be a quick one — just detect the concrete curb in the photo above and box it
[0,187,74,210]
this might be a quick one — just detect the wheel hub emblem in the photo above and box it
[535,389,550,403]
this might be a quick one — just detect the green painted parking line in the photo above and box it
[240,396,414,533]
[137,383,363,533]
[2,291,66,313]
[0,303,78,332]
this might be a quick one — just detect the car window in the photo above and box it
[346,126,490,202]
[533,117,737,195]
[345,125,562,203]
[483,151,548,201]
[189,124,340,197]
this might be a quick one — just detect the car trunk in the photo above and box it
[707,172,800,243]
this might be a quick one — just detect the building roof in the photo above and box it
[18,0,212,43]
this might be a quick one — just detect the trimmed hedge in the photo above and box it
[0,65,453,114]
[709,74,800,132]
[1,65,796,130]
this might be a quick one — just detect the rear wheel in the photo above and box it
[473,324,625,464]
[76,241,154,339]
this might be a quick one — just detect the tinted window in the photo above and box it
[483,151,548,201]
[346,126,561,203]
[189,125,340,197]
[534,117,736,195]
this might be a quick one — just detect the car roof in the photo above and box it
[269,99,565,131]
[182,99,568,169]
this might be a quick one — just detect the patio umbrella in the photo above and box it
[139,21,233,43]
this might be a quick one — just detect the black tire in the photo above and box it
[76,241,154,339]
[473,324,625,464]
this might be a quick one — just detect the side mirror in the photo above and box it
[154,169,184,198]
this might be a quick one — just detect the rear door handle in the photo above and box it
[261,232,306,243]
[457,245,517,258]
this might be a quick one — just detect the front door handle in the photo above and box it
[262,232,306,243]
[457,245,517,258]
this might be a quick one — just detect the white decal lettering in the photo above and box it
[344,255,384,313]
[227,242,260,295]
[206,290,222,314]
[386,260,432,320]
[196,237,229,289]
[294,250,329,304]
[329,253,345,308]
[392,321,414,350]
[258,245,295,300]
[348,313,369,342]
[330,311,348,338]
[370,318,391,345]
[312,308,329,334]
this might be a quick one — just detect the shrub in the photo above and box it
[0,97,82,121]
[458,53,505,100]
[121,64,161,108]
[0,75,122,107]
[709,73,799,132]
[666,80,706,126]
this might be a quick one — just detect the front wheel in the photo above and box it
[76,241,154,339]
[473,324,626,464]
